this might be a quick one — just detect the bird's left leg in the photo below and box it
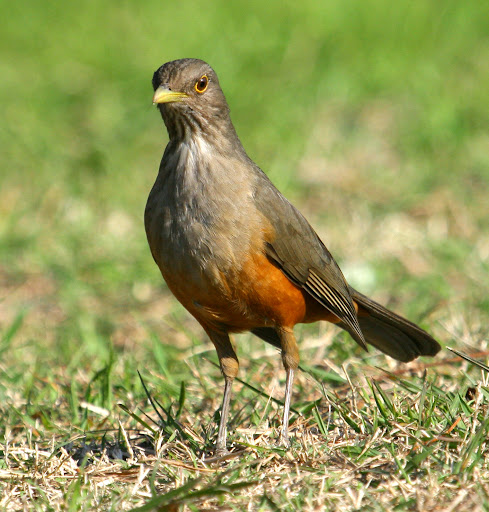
[277,327,299,447]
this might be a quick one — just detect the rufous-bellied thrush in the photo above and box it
[145,58,440,454]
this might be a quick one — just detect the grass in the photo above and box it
[1,0,489,509]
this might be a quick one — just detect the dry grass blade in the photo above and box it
[447,347,489,373]
[128,467,258,512]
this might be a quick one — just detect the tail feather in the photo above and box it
[347,288,441,362]
[252,290,441,363]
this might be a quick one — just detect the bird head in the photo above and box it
[152,59,232,140]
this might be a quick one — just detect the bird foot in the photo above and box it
[278,432,290,449]
[214,446,230,457]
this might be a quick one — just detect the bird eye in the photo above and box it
[194,75,209,93]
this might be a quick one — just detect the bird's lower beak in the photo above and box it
[152,86,188,104]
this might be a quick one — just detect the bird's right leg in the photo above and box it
[206,329,239,455]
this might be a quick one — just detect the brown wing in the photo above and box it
[253,169,367,349]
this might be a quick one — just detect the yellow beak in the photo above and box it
[152,86,188,104]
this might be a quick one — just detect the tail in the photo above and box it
[344,288,441,362]
[252,289,441,363]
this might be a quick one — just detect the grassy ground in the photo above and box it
[1,0,489,509]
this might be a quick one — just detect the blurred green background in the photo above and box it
[1,0,489,371]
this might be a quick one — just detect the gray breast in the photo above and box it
[145,136,260,284]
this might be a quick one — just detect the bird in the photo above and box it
[145,58,441,455]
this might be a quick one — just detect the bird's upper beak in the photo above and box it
[152,86,188,104]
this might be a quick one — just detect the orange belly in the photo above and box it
[236,252,341,328]
[167,250,341,333]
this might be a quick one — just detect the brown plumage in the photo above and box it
[145,58,441,454]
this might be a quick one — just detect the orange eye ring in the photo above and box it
[195,75,209,93]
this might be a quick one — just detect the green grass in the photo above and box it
[1,0,489,509]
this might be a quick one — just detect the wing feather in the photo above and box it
[253,169,366,348]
